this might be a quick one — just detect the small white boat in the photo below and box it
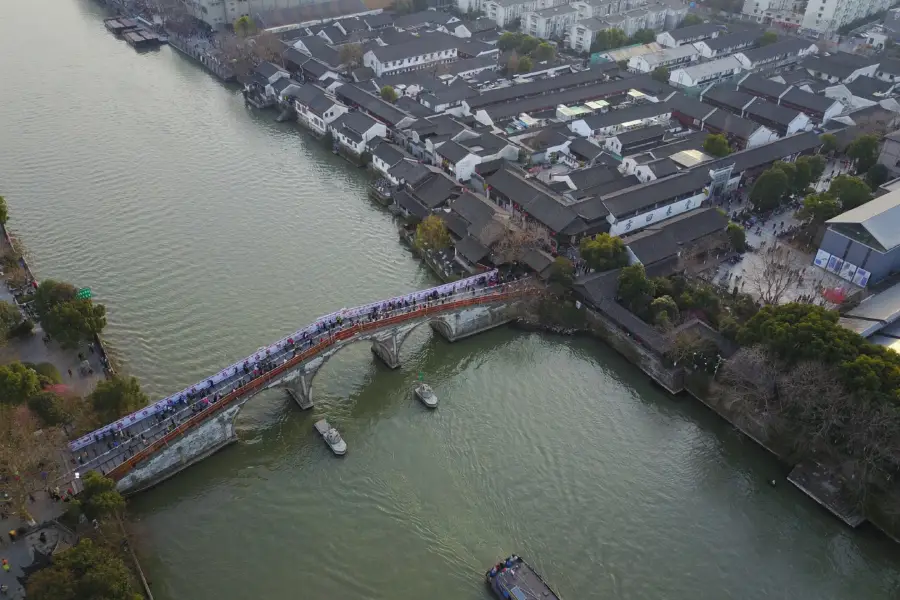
[314,419,347,456]
[414,383,438,408]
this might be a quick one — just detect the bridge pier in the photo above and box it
[285,373,314,410]
[370,330,402,369]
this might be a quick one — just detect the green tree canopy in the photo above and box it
[33,280,106,348]
[758,31,778,45]
[650,66,670,82]
[26,538,142,600]
[579,233,628,272]
[89,376,148,424]
[650,295,679,327]
[865,163,890,191]
[549,256,574,289]
[847,134,880,174]
[33,280,78,317]
[518,56,533,73]
[617,264,655,313]
[233,15,256,37]
[0,300,22,340]
[0,195,8,225]
[703,133,732,157]
[629,28,656,44]
[750,167,790,211]
[0,361,41,405]
[680,14,704,26]
[797,192,842,224]
[591,28,628,52]
[414,215,452,252]
[531,42,556,62]
[518,36,539,55]
[27,391,68,427]
[830,174,872,211]
[726,222,746,252]
[380,85,398,103]
[794,154,826,192]
[497,32,522,51]
[81,471,126,520]
[820,133,839,155]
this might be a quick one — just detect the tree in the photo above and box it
[498,32,523,51]
[797,192,842,224]
[629,28,656,44]
[43,298,107,349]
[89,376,148,424]
[27,391,68,427]
[680,14,704,26]
[252,31,285,66]
[617,264,655,314]
[81,471,126,520]
[518,36,539,55]
[531,42,556,62]
[749,167,790,211]
[380,85,398,103]
[865,163,890,191]
[747,244,802,305]
[847,134,880,174]
[794,154,826,192]
[726,222,746,252]
[233,15,256,37]
[820,133,839,155]
[0,195,8,225]
[0,404,64,518]
[591,28,628,52]
[339,43,364,69]
[505,51,520,75]
[33,279,78,318]
[0,361,41,405]
[579,233,628,272]
[549,256,574,289]
[26,538,141,600]
[651,66,670,82]
[830,174,872,210]
[758,31,778,46]
[650,295,679,327]
[414,215,452,252]
[703,133,732,157]
[517,56,534,73]
[0,299,22,340]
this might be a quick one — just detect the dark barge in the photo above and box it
[486,555,562,600]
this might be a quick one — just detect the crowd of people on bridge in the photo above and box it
[69,271,515,475]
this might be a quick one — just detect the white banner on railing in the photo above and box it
[68,271,498,452]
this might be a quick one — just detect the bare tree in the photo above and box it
[339,43,364,70]
[718,346,780,428]
[747,243,802,305]
[0,405,65,519]
[252,31,287,66]
[217,33,256,78]
[492,223,543,263]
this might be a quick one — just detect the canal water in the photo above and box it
[3,1,900,598]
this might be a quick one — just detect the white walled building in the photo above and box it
[523,4,580,39]
[743,0,891,35]
[566,0,687,52]
[628,44,699,72]
[363,33,460,77]
[669,56,743,88]
[483,0,568,28]
[182,0,249,29]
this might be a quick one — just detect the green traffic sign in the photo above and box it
[76,287,92,300]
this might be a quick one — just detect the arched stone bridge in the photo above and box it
[80,276,531,495]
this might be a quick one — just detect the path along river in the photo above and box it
[3,1,900,598]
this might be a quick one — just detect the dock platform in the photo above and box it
[104,18,138,34]
[123,28,164,48]
[486,556,561,600]
[788,460,866,527]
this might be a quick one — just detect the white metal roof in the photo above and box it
[827,188,900,252]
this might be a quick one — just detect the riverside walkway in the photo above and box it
[66,271,531,483]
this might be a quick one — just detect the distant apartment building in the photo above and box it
[565,0,687,52]
[482,0,568,28]
[742,0,892,36]
[523,4,580,39]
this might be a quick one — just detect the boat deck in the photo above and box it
[488,559,561,600]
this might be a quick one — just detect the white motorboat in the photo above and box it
[314,419,347,456]
[414,383,438,408]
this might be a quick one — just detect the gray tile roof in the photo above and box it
[369,32,460,63]
[668,23,721,41]
[647,206,727,244]
[486,167,580,233]
[582,101,672,130]
[450,192,496,230]
[744,97,802,128]
[624,228,680,266]
[338,110,378,135]
[436,140,472,163]
[413,172,460,208]
[702,86,756,111]
[393,189,430,219]
[257,61,285,79]
[466,66,617,110]
[334,84,411,127]
[395,96,435,117]
[372,141,405,166]
[602,169,709,218]
[739,37,815,65]
[703,108,761,139]
[569,137,605,161]
[614,125,666,146]
[389,159,431,185]
[647,157,679,178]
[455,235,490,263]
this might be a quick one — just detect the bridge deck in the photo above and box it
[66,279,529,482]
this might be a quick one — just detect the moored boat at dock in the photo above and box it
[314,419,347,456]
[486,555,561,600]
